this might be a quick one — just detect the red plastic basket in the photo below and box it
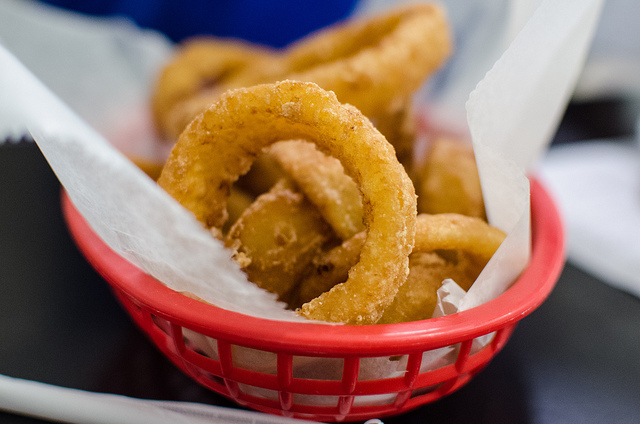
[62,178,564,422]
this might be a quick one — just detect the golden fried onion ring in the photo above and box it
[151,37,282,139]
[225,179,334,302]
[269,140,364,241]
[158,80,417,324]
[290,213,506,319]
[292,231,366,308]
[416,137,486,219]
[155,3,452,149]
[413,213,505,263]
[378,252,463,324]
[283,3,452,119]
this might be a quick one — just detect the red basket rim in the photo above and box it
[62,178,565,356]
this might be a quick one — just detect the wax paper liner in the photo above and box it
[0,0,602,387]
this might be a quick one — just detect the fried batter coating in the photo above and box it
[380,214,504,322]
[414,213,505,264]
[270,140,364,241]
[282,3,450,161]
[130,156,165,181]
[290,212,506,322]
[371,100,417,168]
[416,137,486,219]
[291,231,366,308]
[379,252,455,324]
[158,81,417,325]
[155,3,451,157]
[284,3,451,119]
[223,186,255,233]
[151,37,283,139]
[225,180,334,301]
[235,149,289,196]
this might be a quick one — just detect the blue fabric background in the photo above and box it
[39,0,358,46]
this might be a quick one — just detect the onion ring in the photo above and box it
[378,252,453,324]
[158,80,417,324]
[372,99,417,168]
[283,3,452,119]
[413,213,505,263]
[225,180,334,302]
[235,147,288,196]
[291,231,366,308]
[416,137,486,219]
[269,140,364,240]
[223,186,254,233]
[290,213,506,320]
[151,37,283,139]
[155,3,452,154]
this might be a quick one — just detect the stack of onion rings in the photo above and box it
[158,80,417,324]
[291,213,505,314]
[416,137,486,219]
[151,38,282,140]
[149,4,508,325]
[151,3,452,167]
[224,179,334,302]
[269,140,364,241]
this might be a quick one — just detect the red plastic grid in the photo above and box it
[62,177,565,422]
[108,290,521,421]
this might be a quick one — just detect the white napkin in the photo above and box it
[0,374,318,424]
[539,140,640,297]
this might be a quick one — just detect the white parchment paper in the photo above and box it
[0,0,605,417]
[0,0,603,322]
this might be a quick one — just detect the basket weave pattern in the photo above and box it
[63,178,564,422]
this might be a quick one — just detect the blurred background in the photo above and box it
[36,0,359,47]
[32,0,640,124]
[1,0,639,423]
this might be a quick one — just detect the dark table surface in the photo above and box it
[2,101,640,423]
